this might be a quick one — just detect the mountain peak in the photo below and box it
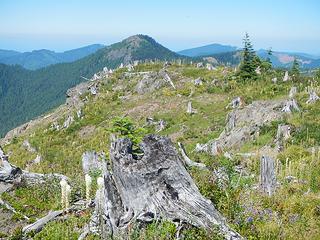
[122,34,156,46]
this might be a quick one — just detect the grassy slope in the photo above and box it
[1,63,320,239]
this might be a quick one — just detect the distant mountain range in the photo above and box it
[0,44,105,70]
[256,49,320,69]
[2,40,319,71]
[178,43,238,57]
[179,44,320,69]
[0,35,182,136]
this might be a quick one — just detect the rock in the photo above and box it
[289,87,297,99]
[306,90,320,104]
[283,71,290,82]
[82,152,106,175]
[88,135,242,239]
[260,156,276,196]
[199,100,288,155]
[33,155,42,164]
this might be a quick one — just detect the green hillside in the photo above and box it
[0,35,183,137]
[1,61,320,239]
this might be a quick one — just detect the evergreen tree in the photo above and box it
[291,57,300,79]
[239,33,257,80]
[266,48,273,64]
[315,68,320,79]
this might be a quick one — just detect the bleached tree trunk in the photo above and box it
[87,135,242,239]
[260,155,276,196]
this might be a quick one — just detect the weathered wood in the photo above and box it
[186,101,197,114]
[283,71,289,82]
[226,97,244,109]
[89,135,242,239]
[0,198,29,220]
[1,147,68,185]
[275,124,291,151]
[82,151,106,174]
[288,86,297,99]
[177,142,208,170]
[0,148,22,182]
[260,155,276,196]
[282,99,300,112]
[22,210,63,234]
[306,90,320,104]
[198,100,288,156]
[21,171,68,185]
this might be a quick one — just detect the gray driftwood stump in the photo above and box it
[89,135,242,239]
[260,155,276,196]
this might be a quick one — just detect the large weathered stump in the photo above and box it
[90,135,241,239]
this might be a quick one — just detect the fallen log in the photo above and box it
[177,142,208,170]
[0,198,29,220]
[1,147,68,186]
[22,210,63,234]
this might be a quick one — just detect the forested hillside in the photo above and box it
[0,35,183,136]
[0,44,104,70]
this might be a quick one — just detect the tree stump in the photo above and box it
[89,135,242,239]
[260,155,276,196]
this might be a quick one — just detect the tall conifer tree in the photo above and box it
[239,33,257,80]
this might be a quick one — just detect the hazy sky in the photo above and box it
[1,0,319,54]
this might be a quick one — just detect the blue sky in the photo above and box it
[0,0,319,54]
